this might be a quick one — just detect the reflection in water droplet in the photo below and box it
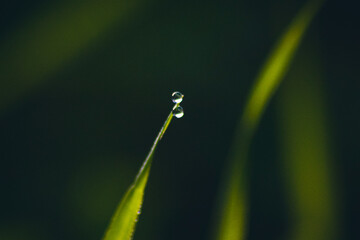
[172,106,184,118]
[171,91,184,103]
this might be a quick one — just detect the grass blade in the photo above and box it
[215,1,324,239]
[278,39,338,240]
[0,0,141,110]
[102,99,182,240]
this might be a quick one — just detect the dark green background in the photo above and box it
[0,0,358,239]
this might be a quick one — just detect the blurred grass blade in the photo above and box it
[0,0,142,110]
[241,0,324,135]
[278,39,338,240]
[103,102,180,240]
[215,1,324,240]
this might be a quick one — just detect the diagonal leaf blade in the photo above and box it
[278,38,338,240]
[102,158,151,240]
[103,101,181,240]
[215,1,324,240]
[0,0,142,111]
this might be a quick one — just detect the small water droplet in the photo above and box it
[171,91,184,103]
[172,106,184,118]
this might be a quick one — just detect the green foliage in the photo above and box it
[214,0,324,239]
[278,40,338,240]
[0,0,347,239]
[102,158,151,240]
[0,0,141,110]
[102,102,180,240]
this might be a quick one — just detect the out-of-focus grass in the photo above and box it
[278,40,338,240]
[102,100,182,240]
[214,0,324,239]
[0,0,142,110]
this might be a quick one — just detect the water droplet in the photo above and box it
[172,106,184,118]
[171,91,184,103]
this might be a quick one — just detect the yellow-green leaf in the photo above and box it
[215,1,324,240]
[0,0,141,110]
[278,38,338,240]
[103,101,181,240]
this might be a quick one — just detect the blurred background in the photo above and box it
[0,0,358,239]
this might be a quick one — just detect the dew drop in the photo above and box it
[171,91,184,103]
[172,106,184,118]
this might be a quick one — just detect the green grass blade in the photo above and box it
[102,102,180,240]
[215,1,324,240]
[241,0,324,136]
[278,39,338,240]
[0,0,141,110]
